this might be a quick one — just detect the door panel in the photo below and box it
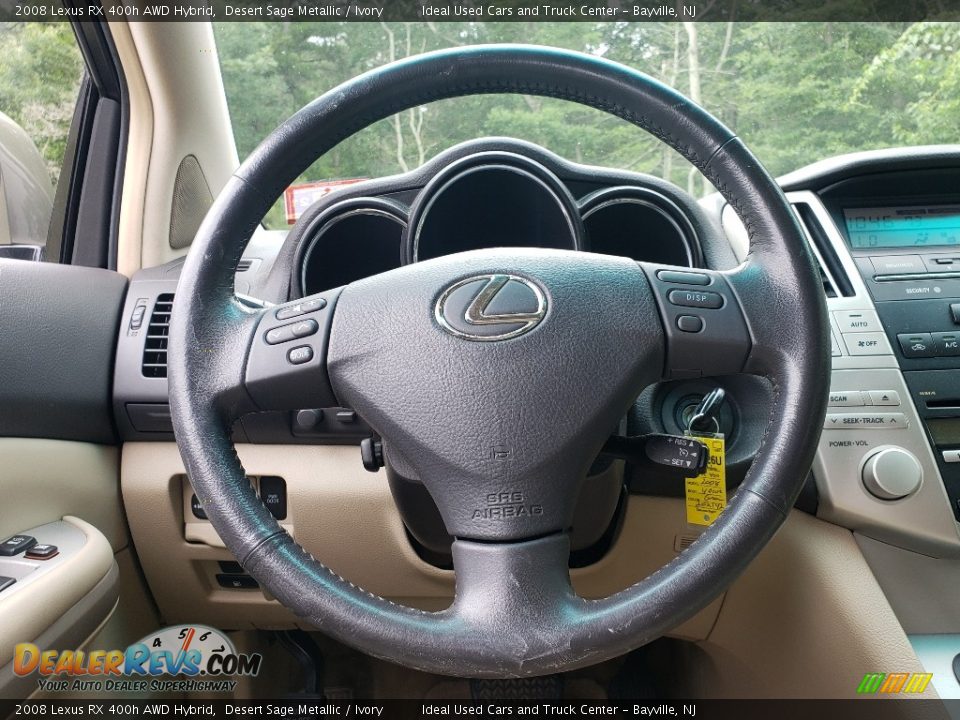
[0,258,131,696]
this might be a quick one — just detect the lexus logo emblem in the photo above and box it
[435,274,548,341]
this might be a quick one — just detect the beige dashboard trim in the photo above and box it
[122,442,935,698]
[691,510,936,699]
[120,442,721,639]
[106,19,152,278]
[107,21,239,276]
[0,438,126,552]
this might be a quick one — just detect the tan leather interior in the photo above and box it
[119,441,932,698]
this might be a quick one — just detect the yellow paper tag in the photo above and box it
[684,434,727,527]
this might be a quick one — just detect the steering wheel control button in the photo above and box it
[0,535,36,556]
[832,309,882,333]
[216,574,259,590]
[190,494,207,520]
[275,304,303,321]
[259,476,287,521]
[265,319,319,345]
[824,412,909,430]
[293,320,319,338]
[676,315,703,333]
[24,544,58,560]
[862,448,923,500]
[287,345,313,365]
[265,325,296,345]
[897,332,935,358]
[656,270,710,286]
[0,577,16,593]
[870,254,926,276]
[843,331,892,356]
[276,298,327,321]
[868,390,900,406]
[667,289,723,310]
[300,298,327,314]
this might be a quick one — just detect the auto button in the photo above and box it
[833,309,882,333]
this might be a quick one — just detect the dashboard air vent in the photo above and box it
[792,203,855,298]
[141,293,174,378]
[237,259,253,272]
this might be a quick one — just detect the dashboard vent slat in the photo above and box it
[792,203,856,298]
[141,293,175,378]
[237,259,253,272]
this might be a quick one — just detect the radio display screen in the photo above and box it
[927,418,960,446]
[844,205,960,249]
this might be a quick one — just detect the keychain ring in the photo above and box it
[688,412,720,435]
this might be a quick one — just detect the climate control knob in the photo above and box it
[861,447,922,500]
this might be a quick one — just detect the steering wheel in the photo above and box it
[169,45,829,677]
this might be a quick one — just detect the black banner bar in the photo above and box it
[2,0,960,22]
[3,699,960,720]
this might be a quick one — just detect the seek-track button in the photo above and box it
[824,412,908,430]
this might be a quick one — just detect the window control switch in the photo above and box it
[0,535,36,556]
[0,577,15,593]
[25,544,58,560]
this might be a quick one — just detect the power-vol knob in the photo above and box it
[862,447,922,500]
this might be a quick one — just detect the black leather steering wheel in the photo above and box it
[169,45,830,677]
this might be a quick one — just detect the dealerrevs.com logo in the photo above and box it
[857,672,933,694]
[14,625,262,694]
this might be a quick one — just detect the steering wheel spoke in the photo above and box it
[241,290,341,413]
[447,534,587,669]
[640,263,753,380]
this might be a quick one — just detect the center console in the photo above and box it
[785,186,960,558]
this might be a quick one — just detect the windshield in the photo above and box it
[214,21,960,228]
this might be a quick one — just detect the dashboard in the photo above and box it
[286,139,710,298]
[113,142,960,565]
[109,143,960,674]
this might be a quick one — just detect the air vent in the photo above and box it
[793,203,855,298]
[141,293,174,378]
[237,259,253,272]
[674,534,701,553]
